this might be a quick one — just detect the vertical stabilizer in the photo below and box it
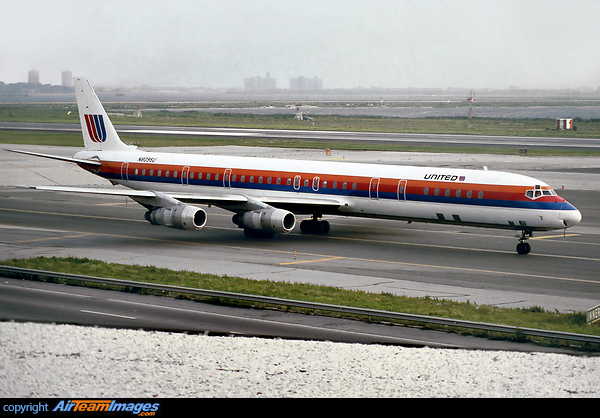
[74,77,132,151]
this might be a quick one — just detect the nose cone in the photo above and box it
[559,207,582,228]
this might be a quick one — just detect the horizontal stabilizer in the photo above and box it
[5,149,102,166]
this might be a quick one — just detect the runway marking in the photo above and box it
[106,297,454,348]
[278,252,600,286]
[97,202,133,206]
[83,230,598,285]
[3,208,599,285]
[312,232,600,261]
[530,233,580,240]
[0,207,146,223]
[80,310,136,320]
[16,232,93,243]
[279,256,344,265]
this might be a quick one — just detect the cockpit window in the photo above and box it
[525,186,557,200]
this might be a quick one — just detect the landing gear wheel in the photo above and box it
[300,219,330,234]
[516,241,531,255]
[516,230,533,254]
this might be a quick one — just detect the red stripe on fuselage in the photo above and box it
[88,160,564,205]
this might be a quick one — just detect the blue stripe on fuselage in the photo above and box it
[101,171,575,211]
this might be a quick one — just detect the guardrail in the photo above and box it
[2,265,599,345]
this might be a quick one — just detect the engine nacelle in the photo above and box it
[145,205,207,230]
[238,208,296,233]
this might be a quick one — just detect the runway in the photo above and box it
[3,121,600,151]
[1,145,599,314]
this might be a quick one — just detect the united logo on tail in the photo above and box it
[84,114,107,143]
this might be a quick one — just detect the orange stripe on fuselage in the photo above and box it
[88,160,563,204]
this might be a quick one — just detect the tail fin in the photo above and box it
[74,77,133,152]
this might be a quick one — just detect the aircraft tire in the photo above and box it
[300,219,330,234]
[516,242,531,255]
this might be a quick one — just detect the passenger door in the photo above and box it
[397,179,407,201]
[369,177,380,199]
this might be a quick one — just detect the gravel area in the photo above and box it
[1,322,598,398]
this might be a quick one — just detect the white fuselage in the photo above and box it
[74,148,582,232]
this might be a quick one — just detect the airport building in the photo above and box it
[556,118,573,130]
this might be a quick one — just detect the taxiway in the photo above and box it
[1,145,599,313]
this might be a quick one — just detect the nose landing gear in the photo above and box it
[516,230,532,255]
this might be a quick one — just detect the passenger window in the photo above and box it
[424,187,429,195]
[304,179,309,187]
[352,183,357,190]
[434,188,439,196]
[322,180,328,188]
[249,176,254,183]
[286,178,291,186]
[267,177,272,184]
[456,190,461,197]
[478,191,484,199]
[150,170,154,176]
[467,190,472,198]
[276,178,281,185]
[445,189,450,197]
[158,170,162,177]
[258,176,263,183]
[215,174,219,181]
[333,181,338,189]
[166,170,170,177]
[173,171,178,178]
[342,182,347,189]
[206,173,211,180]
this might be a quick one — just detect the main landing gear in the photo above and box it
[300,216,330,234]
[516,230,533,255]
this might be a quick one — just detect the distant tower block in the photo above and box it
[467,91,474,128]
[28,69,40,84]
[61,70,73,87]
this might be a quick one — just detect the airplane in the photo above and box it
[7,77,582,255]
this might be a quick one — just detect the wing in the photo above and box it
[23,185,342,214]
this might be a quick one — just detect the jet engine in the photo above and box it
[233,208,296,234]
[145,205,207,230]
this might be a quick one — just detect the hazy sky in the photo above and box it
[2,0,600,90]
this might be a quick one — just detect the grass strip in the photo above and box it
[2,102,600,139]
[1,256,598,350]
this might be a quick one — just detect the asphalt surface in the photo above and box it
[1,143,599,352]
[3,276,557,351]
